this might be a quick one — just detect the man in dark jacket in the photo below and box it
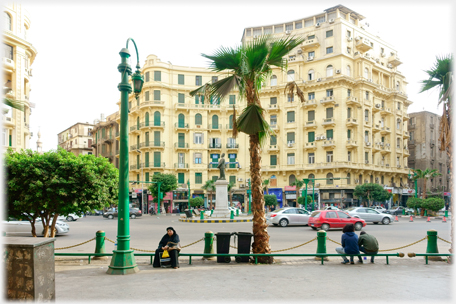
[358,231,379,263]
[335,223,362,264]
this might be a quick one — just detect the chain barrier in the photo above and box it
[326,237,428,252]
[438,236,452,244]
[55,237,96,250]
[271,237,317,253]
[103,237,204,253]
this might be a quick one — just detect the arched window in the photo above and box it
[154,111,161,126]
[359,174,363,184]
[308,69,314,81]
[212,115,219,129]
[195,113,202,125]
[326,173,334,184]
[326,65,333,77]
[287,70,295,81]
[396,81,400,91]
[136,117,140,129]
[397,119,401,130]
[145,112,150,126]
[308,174,315,185]
[229,115,233,129]
[346,65,351,77]
[178,113,185,128]
[364,67,369,79]
[289,174,296,185]
[4,12,11,31]
[347,173,351,185]
[271,75,277,86]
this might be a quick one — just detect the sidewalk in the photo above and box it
[54,256,453,302]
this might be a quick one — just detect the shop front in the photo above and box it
[284,186,297,207]
[266,188,283,208]
[173,188,189,213]
[192,190,206,209]
[231,190,245,210]
[148,191,173,214]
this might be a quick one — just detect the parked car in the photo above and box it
[373,206,386,213]
[345,207,394,225]
[86,210,103,216]
[324,206,340,211]
[384,206,412,215]
[3,217,70,236]
[103,208,142,219]
[266,207,311,227]
[57,213,81,222]
[307,210,366,231]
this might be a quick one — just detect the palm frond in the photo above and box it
[284,81,305,103]
[232,105,238,139]
[202,45,242,72]
[209,75,242,101]
[236,104,269,135]
[189,83,212,97]
[3,98,24,111]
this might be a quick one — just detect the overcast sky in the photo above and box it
[21,0,454,152]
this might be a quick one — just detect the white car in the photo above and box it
[324,206,340,211]
[3,218,70,236]
[57,213,81,221]
[373,206,386,213]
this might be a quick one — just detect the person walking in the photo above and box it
[358,231,379,263]
[335,224,362,264]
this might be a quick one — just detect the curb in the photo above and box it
[179,218,252,223]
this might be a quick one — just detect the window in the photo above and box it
[326,129,333,139]
[287,111,295,123]
[346,65,351,77]
[365,152,369,162]
[145,91,150,101]
[347,129,351,139]
[410,131,414,141]
[270,75,277,86]
[348,151,351,162]
[154,90,160,101]
[347,30,351,37]
[308,35,315,40]
[308,92,315,100]
[295,22,302,29]
[326,30,333,38]
[270,155,277,166]
[270,97,277,104]
[326,47,333,54]
[195,76,202,86]
[145,72,150,82]
[308,69,315,80]
[381,47,384,54]
[212,76,218,83]
[154,71,161,81]
[195,114,202,125]
[194,153,202,164]
[4,43,13,60]
[145,172,150,182]
[287,70,295,81]
[178,74,184,85]
[364,110,369,122]
[304,19,313,27]
[308,153,315,164]
[286,23,293,31]
[229,95,236,104]
[326,65,333,77]
[347,107,351,118]
[287,153,295,165]
[4,12,11,31]
[287,132,295,144]
[365,91,369,100]
[326,151,333,163]
[347,89,351,97]
[364,68,369,79]
[288,94,294,102]
[326,172,334,184]
[316,16,325,23]
[365,131,369,142]
[397,157,400,166]
[326,89,333,97]
[264,27,272,34]
[326,107,333,118]
[397,119,401,130]
[308,51,315,58]
[270,135,277,145]
[270,115,277,126]
[195,173,202,184]
[177,173,185,184]
[274,25,283,33]
[347,47,351,54]
[396,81,400,91]
[397,102,401,110]
[308,110,315,121]
[178,93,185,103]
[308,132,315,142]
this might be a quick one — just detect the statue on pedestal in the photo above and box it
[217,153,226,180]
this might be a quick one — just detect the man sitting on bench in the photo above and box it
[358,231,379,263]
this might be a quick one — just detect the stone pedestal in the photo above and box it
[4,237,56,300]
[211,179,231,218]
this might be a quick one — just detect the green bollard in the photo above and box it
[315,230,329,261]
[211,209,214,216]
[424,210,428,217]
[236,209,239,216]
[203,231,215,260]
[445,210,448,218]
[94,230,108,260]
[426,230,442,261]
[402,208,405,215]
[200,210,204,220]
[230,210,234,220]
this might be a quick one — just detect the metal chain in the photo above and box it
[326,237,427,252]
[438,236,452,244]
[55,237,96,250]
[271,237,317,253]
[104,237,204,253]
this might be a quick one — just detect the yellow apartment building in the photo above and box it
[57,122,94,156]
[3,4,37,152]
[91,112,119,168]
[120,4,412,211]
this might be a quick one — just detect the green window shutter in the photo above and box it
[195,173,202,184]
[195,114,202,125]
[137,174,139,182]
[145,112,149,126]
[326,107,333,118]
[154,152,161,167]
[270,155,277,166]
[178,173,185,184]
[195,95,199,104]
[154,111,161,126]
[229,154,236,168]
[270,135,277,145]
[145,132,149,145]
[145,152,149,167]
[326,129,333,139]
[229,95,236,104]
[178,74,184,85]
[308,110,315,121]
[212,115,219,128]
[154,131,160,146]
[212,176,218,182]
[178,93,185,103]
[9,134,12,146]
[137,155,140,169]
[381,137,385,143]
[178,133,185,147]
[308,132,315,142]
[145,172,150,182]
[102,128,105,138]
[154,71,161,81]
[145,72,150,82]
[229,115,233,129]
[347,129,351,139]
[287,111,295,122]
[109,128,112,138]
[154,90,160,101]
[178,114,185,128]
[229,176,236,184]
[145,91,149,101]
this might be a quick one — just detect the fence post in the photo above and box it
[426,230,442,261]
[94,230,108,260]
[230,210,234,220]
[203,231,215,260]
[315,230,329,261]
[200,211,204,220]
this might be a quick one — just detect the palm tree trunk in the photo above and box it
[249,134,273,264]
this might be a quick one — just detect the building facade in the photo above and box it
[91,112,119,168]
[408,111,450,198]
[122,5,412,211]
[3,4,37,151]
[57,123,94,156]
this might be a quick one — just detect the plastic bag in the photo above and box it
[162,250,169,258]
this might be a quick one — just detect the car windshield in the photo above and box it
[346,207,356,211]
[310,211,321,218]
[272,208,285,213]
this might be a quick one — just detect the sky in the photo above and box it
[19,0,455,152]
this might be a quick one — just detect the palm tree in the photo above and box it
[262,178,270,195]
[190,35,305,263]
[228,181,235,207]
[413,168,442,199]
[291,180,304,207]
[420,54,453,252]
[202,180,216,210]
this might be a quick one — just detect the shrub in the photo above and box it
[189,197,204,207]
[406,197,423,210]
[422,197,445,212]
[297,196,313,206]
[264,195,278,207]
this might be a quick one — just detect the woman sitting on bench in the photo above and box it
[153,227,181,269]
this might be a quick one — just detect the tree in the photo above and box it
[297,196,313,207]
[190,35,305,263]
[189,197,204,208]
[353,183,392,207]
[262,179,270,195]
[202,180,216,209]
[6,148,118,237]
[264,195,277,209]
[413,169,442,199]
[420,54,453,251]
[421,197,445,214]
[406,197,423,215]
[147,173,177,213]
[291,180,304,206]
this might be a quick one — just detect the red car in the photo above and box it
[308,210,366,231]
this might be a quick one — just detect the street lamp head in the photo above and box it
[131,69,144,97]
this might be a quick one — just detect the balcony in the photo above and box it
[268,145,279,152]
[380,126,391,135]
[140,141,165,149]
[226,124,233,130]
[143,162,165,169]
[130,143,140,151]
[322,140,336,148]
[270,124,280,132]
[346,140,358,148]
[226,143,239,149]
[380,144,391,154]
[304,120,317,129]
[363,120,371,127]
[380,107,392,115]
[286,142,295,148]
[129,105,140,114]
[388,54,402,67]
[174,122,189,130]
[301,37,320,50]
[3,116,14,127]
[140,100,165,108]
[320,96,335,106]
[364,142,372,149]
[130,164,141,171]
[322,118,335,127]
[226,161,240,170]
[141,121,165,128]
[208,124,222,131]
[302,100,317,109]
[130,125,140,133]
[372,104,381,112]
[403,113,410,121]
[268,104,280,111]
[3,57,14,71]
[346,118,358,127]
[174,142,189,149]
[174,163,189,170]
[355,37,373,52]
[373,142,381,152]
[404,147,410,155]
[208,143,222,150]
[346,96,360,106]
[373,124,381,133]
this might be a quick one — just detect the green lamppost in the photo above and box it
[107,38,143,275]
[408,170,418,198]
[187,179,191,210]
[302,179,310,211]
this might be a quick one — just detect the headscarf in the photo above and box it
[158,227,180,249]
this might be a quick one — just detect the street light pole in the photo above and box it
[107,38,143,275]
[137,150,144,214]
[187,179,191,210]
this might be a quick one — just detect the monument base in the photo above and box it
[212,179,231,218]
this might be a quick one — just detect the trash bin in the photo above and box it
[235,232,253,263]
[215,232,233,263]
[184,209,193,218]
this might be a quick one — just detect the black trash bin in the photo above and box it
[235,232,253,263]
[215,232,232,263]
[184,209,193,218]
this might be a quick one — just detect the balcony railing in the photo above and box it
[226,143,239,149]
[140,121,165,128]
[140,141,165,148]
[268,104,280,110]
[174,142,189,149]
[174,163,189,169]
[130,125,140,132]
[208,124,222,130]
[305,120,317,128]
[143,162,165,169]
[302,100,317,108]
[322,118,335,126]
[174,123,189,129]
[130,143,140,151]
[208,143,222,149]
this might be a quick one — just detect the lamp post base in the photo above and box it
[106,249,140,275]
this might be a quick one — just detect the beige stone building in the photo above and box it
[91,112,119,168]
[121,4,413,211]
[57,123,94,156]
[408,111,450,198]
[3,4,37,152]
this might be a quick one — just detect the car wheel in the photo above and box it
[382,217,390,225]
[279,219,289,227]
[311,227,317,230]
[373,222,379,224]
[108,215,113,219]
[354,222,363,231]
[321,223,330,231]
[131,214,136,219]
[66,216,74,221]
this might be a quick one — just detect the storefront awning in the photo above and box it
[284,186,296,191]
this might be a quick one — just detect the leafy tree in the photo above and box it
[202,180,216,209]
[412,169,441,199]
[147,173,177,212]
[190,35,305,263]
[264,195,277,208]
[421,197,445,213]
[189,197,204,208]
[353,183,392,207]
[262,179,270,195]
[297,196,313,207]
[406,197,423,215]
[6,148,118,237]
